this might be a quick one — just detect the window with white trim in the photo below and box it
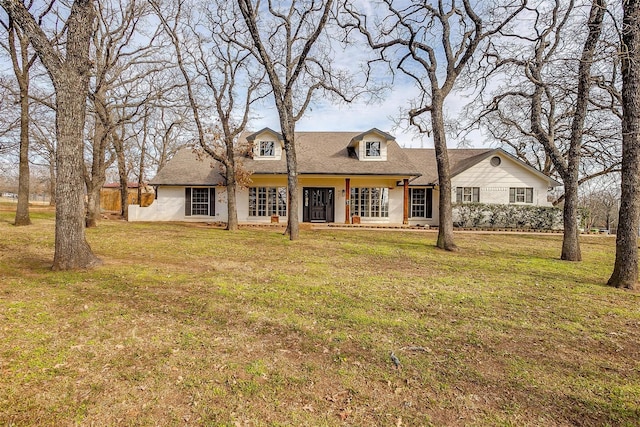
[509,187,534,203]
[365,141,381,157]
[350,187,389,217]
[410,188,433,218]
[249,187,287,216]
[259,141,275,157]
[184,187,215,216]
[456,187,480,203]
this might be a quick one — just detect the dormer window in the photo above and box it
[259,141,275,157]
[365,141,381,158]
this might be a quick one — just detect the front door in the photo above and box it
[303,188,335,222]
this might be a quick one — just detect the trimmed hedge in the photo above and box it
[453,203,563,230]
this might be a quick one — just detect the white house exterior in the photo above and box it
[129,128,561,226]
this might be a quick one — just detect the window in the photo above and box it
[259,141,275,157]
[509,187,534,203]
[490,156,501,166]
[184,187,215,216]
[410,188,433,218]
[249,187,287,216]
[456,187,480,203]
[350,187,389,217]
[365,141,381,157]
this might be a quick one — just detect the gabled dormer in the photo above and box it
[347,128,394,161]
[246,127,284,160]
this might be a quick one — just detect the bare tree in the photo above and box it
[0,2,54,225]
[608,0,640,289]
[474,0,611,261]
[344,0,527,251]
[238,0,359,240]
[1,0,101,269]
[151,0,266,231]
[85,0,164,224]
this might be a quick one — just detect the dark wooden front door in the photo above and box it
[303,188,335,222]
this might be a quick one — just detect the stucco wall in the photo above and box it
[130,176,406,224]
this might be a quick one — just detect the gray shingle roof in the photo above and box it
[150,148,227,186]
[405,147,562,187]
[150,131,422,185]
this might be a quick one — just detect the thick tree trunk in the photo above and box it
[52,78,101,270]
[560,0,604,261]
[85,183,102,228]
[432,98,457,251]
[15,82,31,226]
[561,175,582,261]
[608,0,640,290]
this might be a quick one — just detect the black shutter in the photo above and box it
[185,187,192,216]
[473,187,480,203]
[426,188,433,218]
[209,188,215,216]
[509,188,515,203]
[456,187,462,203]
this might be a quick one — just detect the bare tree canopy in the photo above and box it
[237,0,363,240]
[470,0,618,261]
[343,0,527,251]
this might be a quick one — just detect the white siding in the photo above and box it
[251,130,284,160]
[452,153,552,206]
[357,133,388,161]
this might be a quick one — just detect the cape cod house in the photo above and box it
[128,128,561,226]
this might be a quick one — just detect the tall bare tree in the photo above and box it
[344,0,527,251]
[0,2,53,225]
[608,0,640,289]
[1,0,101,269]
[151,0,266,231]
[238,0,357,240]
[85,0,163,224]
[474,0,610,261]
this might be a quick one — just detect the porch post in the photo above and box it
[345,178,351,224]
[403,179,409,225]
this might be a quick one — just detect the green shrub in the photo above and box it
[453,203,562,229]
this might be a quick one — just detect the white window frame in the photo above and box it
[350,187,389,218]
[510,187,534,204]
[185,187,215,217]
[456,187,480,203]
[410,188,433,218]
[259,140,275,157]
[249,186,287,217]
[365,141,381,158]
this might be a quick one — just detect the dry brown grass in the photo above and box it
[0,205,638,426]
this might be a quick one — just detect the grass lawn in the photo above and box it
[0,205,639,426]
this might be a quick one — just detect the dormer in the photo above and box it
[246,127,284,160]
[347,128,394,161]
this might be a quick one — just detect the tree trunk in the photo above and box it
[52,78,101,270]
[281,124,299,240]
[560,0,604,261]
[431,97,457,251]
[14,79,31,226]
[48,154,56,206]
[561,174,582,260]
[113,133,128,220]
[225,140,238,231]
[608,0,640,290]
[85,118,107,228]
